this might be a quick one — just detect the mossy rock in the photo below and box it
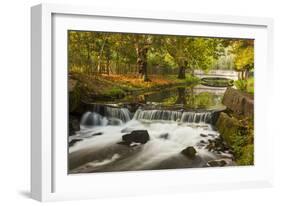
[216,112,254,166]
[215,112,244,146]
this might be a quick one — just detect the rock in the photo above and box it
[122,130,150,144]
[181,146,197,159]
[200,140,206,144]
[207,159,227,167]
[200,133,208,137]
[91,132,103,136]
[159,133,169,139]
[117,141,131,146]
[69,139,82,147]
[216,112,245,146]
[222,87,254,117]
[69,115,80,136]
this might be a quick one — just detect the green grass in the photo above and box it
[103,87,126,98]
[234,77,254,94]
[247,77,254,94]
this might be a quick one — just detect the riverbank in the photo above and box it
[216,87,254,165]
[69,72,200,109]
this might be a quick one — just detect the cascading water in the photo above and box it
[80,111,108,127]
[80,105,131,127]
[70,106,233,173]
[133,109,212,124]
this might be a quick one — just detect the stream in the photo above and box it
[69,84,235,174]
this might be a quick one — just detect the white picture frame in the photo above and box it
[31,3,274,202]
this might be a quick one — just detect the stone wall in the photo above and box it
[222,87,254,117]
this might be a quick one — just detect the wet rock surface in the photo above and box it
[206,159,227,167]
[69,139,83,147]
[121,130,150,144]
[181,146,197,159]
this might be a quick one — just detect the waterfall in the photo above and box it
[133,109,212,123]
[80,105,131,127]
[80,112,108,127]
[180,111,212,123]
[104,107,131,122]
[134,109,182,121]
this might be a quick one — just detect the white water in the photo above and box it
[134,109,212,123]
[69,108,233,173]
[80,106,131,127]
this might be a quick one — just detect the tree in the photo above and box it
[165,36,222,79]
[231,40,254,80]
[134,35,153,81]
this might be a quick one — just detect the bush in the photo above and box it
[234,79,248,91]
[234,77,254,94]
[237,144,254,165]
[185,74,200,84]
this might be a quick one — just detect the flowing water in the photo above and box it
[69,85,234,174]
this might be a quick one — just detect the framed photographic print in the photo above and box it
[31,3,274,201]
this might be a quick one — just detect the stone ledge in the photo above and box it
[222,87,253,117]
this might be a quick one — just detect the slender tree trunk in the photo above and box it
[106,58,110,75]
[97,35,107,74]
[178,66,186,79]
[86,43,91,74]
[245,69,249,80]
[175,87,186,105]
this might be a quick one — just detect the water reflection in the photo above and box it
[140,85,225,110]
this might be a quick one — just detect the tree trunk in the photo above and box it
[178,66,186,79]
[175,87,186,105]
[97,36,107,74]
[106,59,110,75]
[136,47,149,81]
[245,69,249,80]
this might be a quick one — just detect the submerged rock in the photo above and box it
[206,159,227,167]
[122,130,150,144]
[200,133,208,137]
[69,139,82,147]
[159,133,169,140]
[181,146,197,159]
[91,132,103,136]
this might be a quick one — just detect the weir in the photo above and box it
[133,109,213,124]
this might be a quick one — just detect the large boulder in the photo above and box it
[222,87,254,117]
[122,130,150,144]
[181,146,197,159]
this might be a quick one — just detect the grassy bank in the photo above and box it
[69,72,200,102]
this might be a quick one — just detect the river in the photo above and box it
[69,84,235,174]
